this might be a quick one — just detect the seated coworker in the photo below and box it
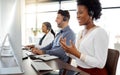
[26,22,55,49]
[60,0,109,75]
[31,10,75,75]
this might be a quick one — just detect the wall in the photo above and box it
[0,0,1,36]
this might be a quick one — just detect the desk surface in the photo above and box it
[22,57,90,75]
[0,56,89,75]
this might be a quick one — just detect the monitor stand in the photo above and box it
[0,34,23,74]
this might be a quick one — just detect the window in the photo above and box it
[100,0,120,8]
[22,0,120,49]
[94,9,120,48]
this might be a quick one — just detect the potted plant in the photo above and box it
[31,28,41,36]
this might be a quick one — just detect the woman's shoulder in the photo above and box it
[94,27,108,38]
[95,26,107,33]
[46,31,54,37]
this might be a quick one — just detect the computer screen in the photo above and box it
[0,0,24,74]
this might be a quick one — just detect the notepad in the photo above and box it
[31,60,53,72]
[35,54,58,61]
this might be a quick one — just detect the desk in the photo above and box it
[0,56,89,75]
[23,58,89,75]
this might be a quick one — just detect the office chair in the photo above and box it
[105,49,119,75]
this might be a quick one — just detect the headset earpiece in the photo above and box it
[47,25,51,30]
[63,16,68,21]
[88,11,94,17]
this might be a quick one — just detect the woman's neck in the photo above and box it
[45,31,49,34]
[85,21,96,30]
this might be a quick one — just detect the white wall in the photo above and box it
[0,0,1,35]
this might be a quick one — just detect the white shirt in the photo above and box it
[70,27,109,69]
[35,31,54,49]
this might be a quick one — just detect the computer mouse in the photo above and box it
[29,55,38,60]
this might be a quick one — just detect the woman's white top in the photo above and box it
[70,27,109,69]
[35,31,54,49]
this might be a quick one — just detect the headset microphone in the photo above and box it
[58,16,67,26]
[85,15,91,25]
[84,11,94,25]
[58,18,64,27]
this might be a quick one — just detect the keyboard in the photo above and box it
[31,60,53,72]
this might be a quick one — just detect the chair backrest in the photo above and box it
[105,49,119,75]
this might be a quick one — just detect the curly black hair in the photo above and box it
[77,0,102,20]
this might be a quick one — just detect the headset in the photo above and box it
[84,11,94,25]
[47,25,51,30]
[44,22,51,30]
[63,16,68,21]
[58,16,68,26]
[88,11,94,17]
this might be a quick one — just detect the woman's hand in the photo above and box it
[60,37,80,58]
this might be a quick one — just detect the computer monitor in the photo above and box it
[0,0,24,74]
